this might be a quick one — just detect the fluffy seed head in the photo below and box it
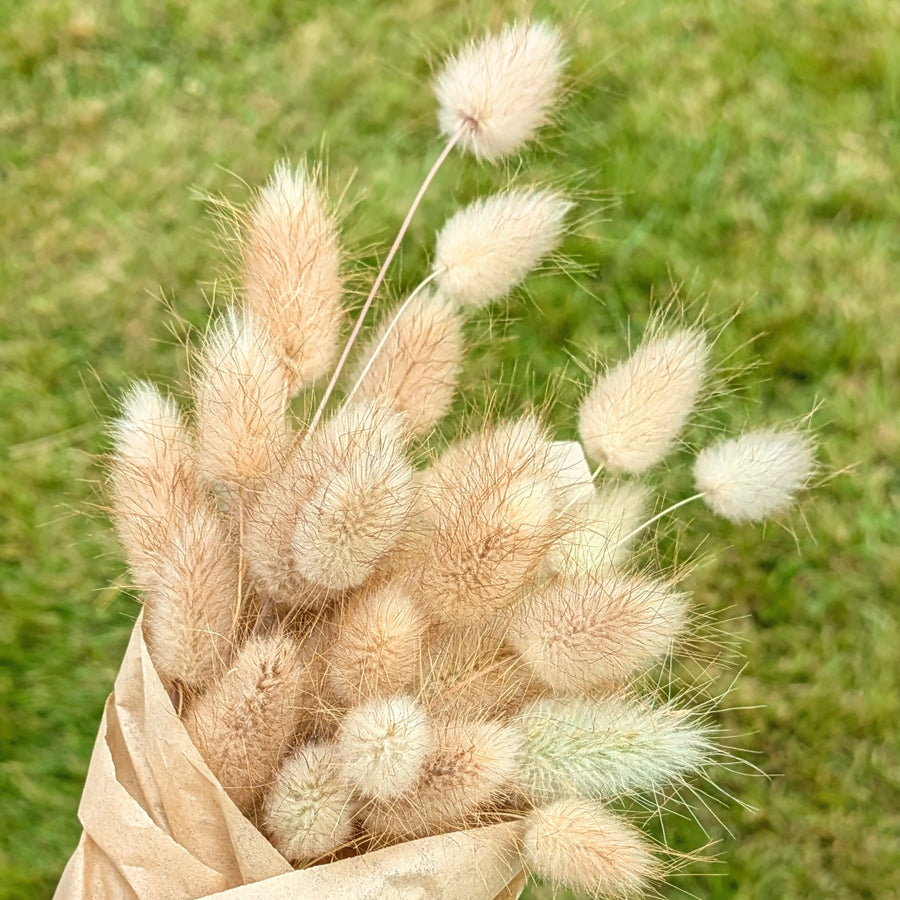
[360,718,522,843]
[241,447,331,612]
[138,500,240,690]
[336,696,432,799]
[183,630,321,817]
[351,291,463,436]
[243,162,343,392]
[110,383,194,578]
[194,309,289,490]
[578,328,709,474]
[694,428,814,523]
[514,697,711,805]
[434,189,570,307]
[511,571,686,692]
[412,419,563,625]
[523,799,658,898]
[110,384,238,689]
[291,401,414,591]
[436,21,565,162]
[263,742,356,863]
[325,581,424,705]
[545,482,651,576]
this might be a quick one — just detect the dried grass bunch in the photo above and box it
[108,21,813,898]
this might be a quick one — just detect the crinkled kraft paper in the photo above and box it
[55,619,526,900]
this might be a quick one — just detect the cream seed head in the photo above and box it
[110,382,194,578]
[291,401,414,591]
[325,581,424,705]
[694,428,814,523]
[139,500,240,691]
[351,291,463,436]
[545,482,651,576]
[243,161,343,392]
[263,742,356,863]
[413,419,563,625]
[336,696,432,799]
[436,21,565,162]
[523,799,658,898]
[240,446,332,612]
[514,697,711,805]
[194,308,290,491]
[183,630,320,817]
[433,189,571,308]
[578,328,709,475]
[510,571,686,693]
[110,383,238,689]
[360,718,523,843]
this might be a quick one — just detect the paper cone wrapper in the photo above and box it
[55,618,527,900]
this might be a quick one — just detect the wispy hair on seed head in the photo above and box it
[435,21,566,162]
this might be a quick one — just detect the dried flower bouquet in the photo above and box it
[57,20,813,900]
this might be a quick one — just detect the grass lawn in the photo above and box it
[2,1,898,897]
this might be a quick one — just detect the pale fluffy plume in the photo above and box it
[110,383,193,579]
[510,571,686,693]
[433,189,570,307]
[360,718,522,843]
[351,291,463,435]
[514,697,711,805]
[336,696,432,799]
[262,742,356,864]
[325,581,424,705]
[291,401,414,591]
[523,799,658,898]
[110,383,238,689]
[241,445,327,612]
[545,482,650,576]
[435,21,565,162]
[578,328,709,474]
[243,162,343,392]
[194,309,290,490]
[138,501,240,690]
[183,630,321,817]
[694,428,814,523]
[411,418,563,625]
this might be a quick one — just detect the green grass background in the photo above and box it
[2,0,898,897]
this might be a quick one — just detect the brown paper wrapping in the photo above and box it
[55,619,526,900]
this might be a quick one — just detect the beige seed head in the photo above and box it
[545,482,651,576]
[578,328,709,474]
[351,291,463,436]
[243,161,343,392]
[694,428,814,523]
[433,189,571,308]
[360,718,522,843]
[336,696,432,799]
[139,500,240,690]
[194,309,290,491]
[412,419,563,625]
[523,799,658,898]
[291,401,414,591]
[110,382,194,576]
[110,383,238,689]
[510,571,686,692]
[183,630,321,817]
[515,696,712,805]
[325,581,424,705]
[435,21,565,162]
[262,742,356,863]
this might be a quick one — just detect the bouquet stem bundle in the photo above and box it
[59,19,814,900]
